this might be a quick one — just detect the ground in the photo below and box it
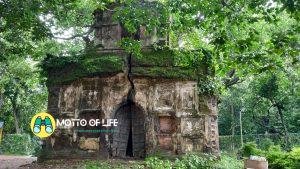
[0,155,37,169]
[0,155,144,169]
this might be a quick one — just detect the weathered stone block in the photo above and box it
[181,117,204,138]
[199,96,218,115]
[181,137,203,153]
[78,137,100,151]
[153,83,175,112]
[158,134,172,150]
[79,90,102,110]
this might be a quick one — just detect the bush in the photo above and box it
[145,156,172,169]
[240,142,263,157]
[176,153,215,169]
[84,160,145,169]
[259,138,275,150]
[288,147,300,169]
[214,155,243,169]
[266,146,300,169]
[145,153,242,169]
[85,161,112,169]
[241,142,300,169]
[219,133,300,152]
[0,134,41,155]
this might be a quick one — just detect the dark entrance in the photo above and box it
[112,102,145,158]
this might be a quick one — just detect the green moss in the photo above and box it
[43,54,124,85]
[132,66,196,80]
[133,49,176,67]
[82,55,124,73]
[42,49,207,85]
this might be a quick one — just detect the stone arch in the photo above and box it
[111,101,146,158]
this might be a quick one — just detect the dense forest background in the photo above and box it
[0,0,299,152]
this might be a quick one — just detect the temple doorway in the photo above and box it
[112,102,145,158]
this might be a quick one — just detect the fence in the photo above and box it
[219,133,300,152]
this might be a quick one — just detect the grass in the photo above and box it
[82,153,243,169]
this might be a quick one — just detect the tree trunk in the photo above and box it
[274,102,290,148]
[231,104,235,150]
[12,108,21,134]
[10,96,22,134]
[239,110,243,147]
[0,94,3,110]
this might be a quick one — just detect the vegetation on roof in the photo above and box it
[41,48,208,85]
[41,54,124,85]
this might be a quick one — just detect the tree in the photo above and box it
[0,58,47,133]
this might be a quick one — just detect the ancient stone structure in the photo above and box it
[42,3,219,159]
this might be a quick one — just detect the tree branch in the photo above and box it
[52,25,95,40]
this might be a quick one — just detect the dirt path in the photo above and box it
[0,155,37,169]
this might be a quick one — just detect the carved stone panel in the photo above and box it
[153,84,175,112]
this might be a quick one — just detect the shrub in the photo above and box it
[214,155,243,169]
[266,146,300,169]
[288,147,300,169]
[240,142,263,157]
[85,161,112,169]
[145,153,243,169]
[259,138,275,150]
[241,142,300,169]
[145,156,172,169]
[84,160,144,169]
[0,134,41,155]
[177,153,215,169]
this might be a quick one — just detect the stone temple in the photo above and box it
[41,4,219,159]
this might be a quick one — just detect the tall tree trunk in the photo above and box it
[239,110,243,147]
[0,94,3,110]
[10,96,21,134]
[12,108,21,134]
[231,104,235,150]
[274,102,290,148]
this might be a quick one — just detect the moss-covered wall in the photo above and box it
[42,49,201,85]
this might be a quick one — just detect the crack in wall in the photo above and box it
[126,53,135,103]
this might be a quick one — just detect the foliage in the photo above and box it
[0,0,299,161]
[0,134,41,155]
[174,153,216,169]
[241,142,300,169]
[84,160,144,169]
[219,133,300,152]
[218,69,299,148]
[145,156,172,169]
[0,58,47,133]
[41,53,124,85]
[82,154,242,169]
[146,153,242,169]
[119,38,142,57]
[214,155,243,169]
[240,142,263,157]
[42,49,208,85]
